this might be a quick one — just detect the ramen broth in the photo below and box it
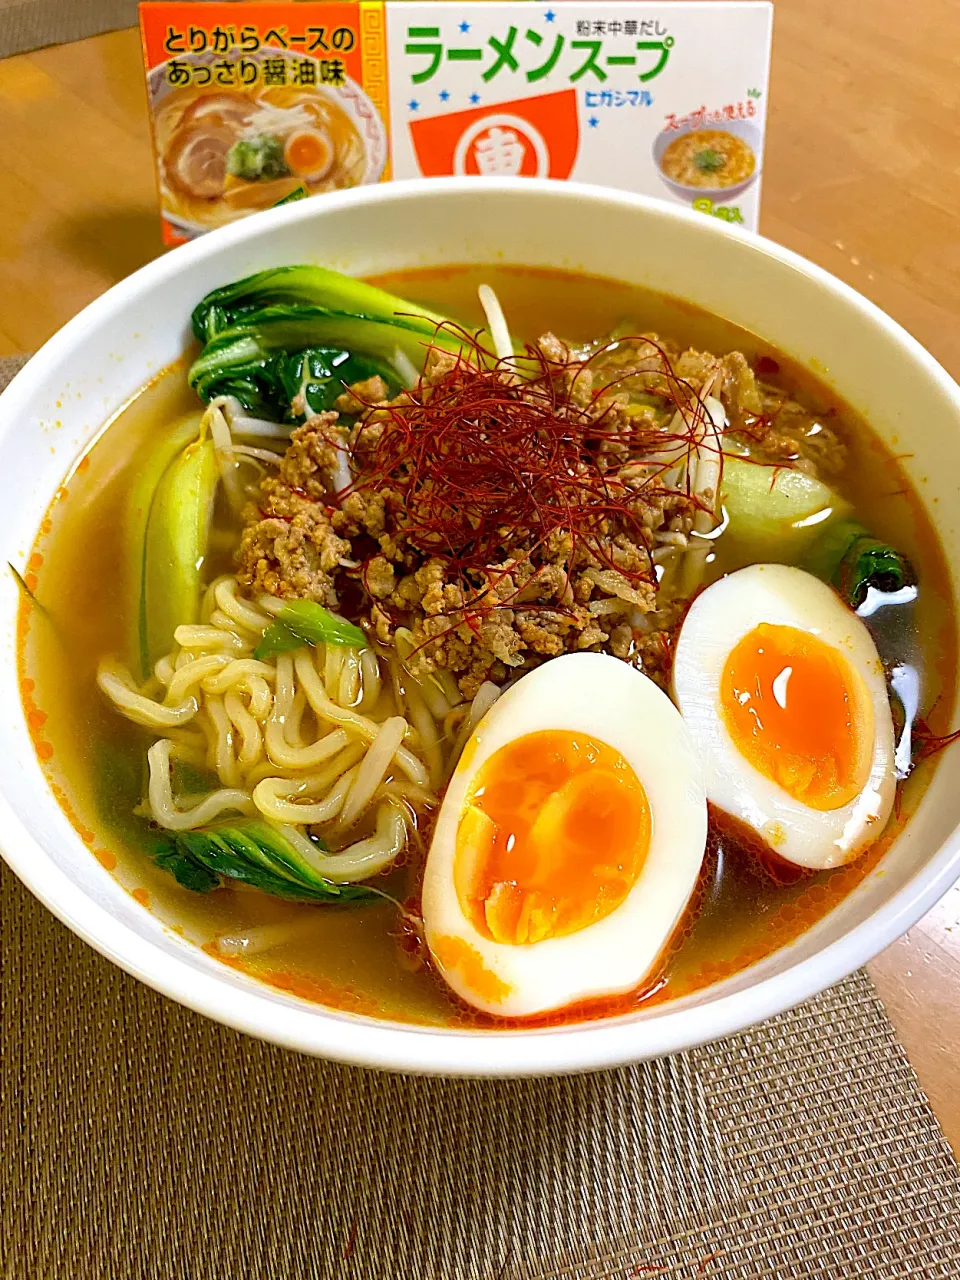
[19,266,957,1027]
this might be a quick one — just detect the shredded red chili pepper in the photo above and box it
[344,326,722,600]
[911,715,960,766]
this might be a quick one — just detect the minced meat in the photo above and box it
[236,331,848,695]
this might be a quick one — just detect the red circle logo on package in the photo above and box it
[410,88,580,181]
[453,116,550,178]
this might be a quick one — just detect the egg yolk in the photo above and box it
[720,622,873,811]
[454,729,651,946]
[283,129,333,179]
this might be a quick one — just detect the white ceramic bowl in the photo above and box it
[2,178,959,1076]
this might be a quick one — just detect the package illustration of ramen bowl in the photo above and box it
[653,117,762,203]
[149,50,388,238]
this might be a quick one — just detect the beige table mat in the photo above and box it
[2,349,960,1277]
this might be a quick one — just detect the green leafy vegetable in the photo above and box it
[278,346,395,419]
[719,457,852,561]
[226,135,289,182]
[255,600,367,660]
[272,184,309,207]
[186,266,474,418]
[190,265,453,345]
[188,304,467,418]
[140,434,219,677]
[151,819,376,903]
[805,518,913,608]
[124,414,205,677]
[153,835,221,894]
[694,148,725,173]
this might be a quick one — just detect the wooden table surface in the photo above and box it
[1,6,959,1150]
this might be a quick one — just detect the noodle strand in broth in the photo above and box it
[97,571,439,871]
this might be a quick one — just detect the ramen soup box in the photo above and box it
[139,1,772,244]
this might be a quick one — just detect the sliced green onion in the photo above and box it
[255,600,366,659]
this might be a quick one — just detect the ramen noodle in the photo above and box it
[154,84,368,231]
[659,129,756,190]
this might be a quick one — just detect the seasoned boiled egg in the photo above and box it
[284,129,334,181]
[422,653,707,1018]
[672,564,896,870]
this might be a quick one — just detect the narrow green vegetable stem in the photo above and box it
[255,600,366,660]
[8,562,40,606]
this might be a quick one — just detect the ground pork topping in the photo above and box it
[236,416,351,607]
[236,331,847,694]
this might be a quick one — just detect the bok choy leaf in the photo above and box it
[188,306,462,417]
[138,431,218,679]
[187,266,472,419]
[806,518,914,609]
[151,819,377,902]
[190,265,453,344]
[277,347,394,418]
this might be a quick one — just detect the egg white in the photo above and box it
[671,564,896,870]
[422,653,708,1018]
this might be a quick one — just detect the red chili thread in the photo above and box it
[911,714,960,766]
[343,1218,358,1260]
[341,326,731,633]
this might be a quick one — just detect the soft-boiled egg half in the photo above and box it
[422,653,708,1018]
[672,564,896,870]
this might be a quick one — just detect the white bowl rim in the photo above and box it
[2,176,959,1076]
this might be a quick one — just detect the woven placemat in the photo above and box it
[4,863,960,1280]
[2,349,960,1278]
